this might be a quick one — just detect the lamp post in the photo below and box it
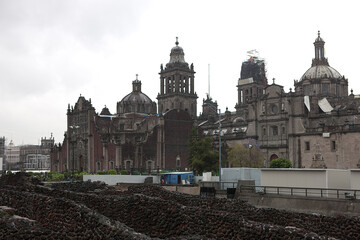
[218,109,222,183]
[248,144,253,168]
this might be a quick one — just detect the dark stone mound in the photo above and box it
[1,173,360,239]
[0,172,42,188]
[51,180,113,193]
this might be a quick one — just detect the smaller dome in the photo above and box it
[169,37,186,64]
[300,65,342,81]
[314,30,324,42]
[100,106,111,115]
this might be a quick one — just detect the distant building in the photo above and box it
[4,140,20,170]
[20,135,54,171]
[0,137,5,170]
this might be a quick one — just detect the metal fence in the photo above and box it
[199,181,360,200]
[240,185,359,200]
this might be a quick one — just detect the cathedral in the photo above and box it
[51,38,196,173]
[51,32,360,173]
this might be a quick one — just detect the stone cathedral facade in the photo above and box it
[51,39,195,173]
[51,33,360,173]
[200,32,360,169]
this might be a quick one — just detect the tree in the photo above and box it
[227,141,264,168]
[227,144,249,167]
[188,128,219,174]
[270,158,292,168]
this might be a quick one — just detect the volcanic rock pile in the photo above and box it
[1,172,360,239]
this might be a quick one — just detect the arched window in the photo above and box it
[146,160,154,170]
[125,160,132,170]
[270,154,278,161]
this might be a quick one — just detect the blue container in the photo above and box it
[161,172,194,185]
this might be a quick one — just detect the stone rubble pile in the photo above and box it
[1,173,360,239]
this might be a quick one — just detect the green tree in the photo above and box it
[227,143,264,168]
[188,128,219,174]
[270,158,292,168]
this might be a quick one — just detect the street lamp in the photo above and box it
[217,109,222,183]
[248,144,253,168]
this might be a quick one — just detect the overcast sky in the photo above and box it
[1,0,359,146]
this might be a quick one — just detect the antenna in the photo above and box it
[208,64,210,98]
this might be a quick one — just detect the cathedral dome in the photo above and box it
[121,90,153,104]
[299,31,343,81]
[117,75,156,114]
[300,65,342,81]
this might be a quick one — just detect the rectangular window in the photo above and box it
[272,126,278,136]
[331,141,336,151]
[304,85,310,96]
[305,141,310,151]
[322,83,329,94]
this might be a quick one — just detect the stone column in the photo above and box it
[160,77,164,94]
[190,76,194,94]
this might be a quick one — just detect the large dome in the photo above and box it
[120,90,153,104]
[300,65,342,81]
[117,77,156,114]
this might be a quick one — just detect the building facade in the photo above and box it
[51,39,195,173]
[200,32,360,169]
[20,136,54,171]
[52,33,360,172]
[4,140,20,170]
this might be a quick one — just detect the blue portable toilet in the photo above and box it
[161,172,194,185]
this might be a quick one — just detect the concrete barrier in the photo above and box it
[238,192,360,216]
[83,175,160,185]
[162,185,200,195]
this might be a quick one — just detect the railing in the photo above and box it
[240,185,360,200]
[200,181,238,190]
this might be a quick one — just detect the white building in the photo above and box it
[5,140,20,170]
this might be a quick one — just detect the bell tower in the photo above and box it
[157,37,198,118]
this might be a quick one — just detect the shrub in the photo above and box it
[107,169,117,175]
[120,170,129,175]
[51,172,65,181]
[270,158,292,168]
[79,171,88,177]
[97,171,107,175]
